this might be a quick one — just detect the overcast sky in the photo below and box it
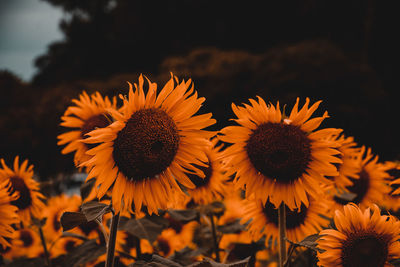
[0,0,63,81]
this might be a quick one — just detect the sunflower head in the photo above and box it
[384,161,400,212]
[0,180,19,248]
[242,194,331,247]
[324,133,362,191]
[332,147,390,211]
[317,203,400,267]
[219,97,342,210]
[0,156,45,222]
[82,74,215,215]
[58,91,117,167]
[185,138,230,205]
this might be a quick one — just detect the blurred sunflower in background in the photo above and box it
[324,133,361,191]
[219,97,341,210]
[0,156,45,222]
[317,203,400,267]
[186,138,229,205]
[58,91,117,167]
[384,161,400,212]
[82,74,215,214]
[332,147,390,211]
[242,194,331,247]
[2,228,42,259]
[50,236,83,258]
[0,180,19,248]
[43,194,82,242]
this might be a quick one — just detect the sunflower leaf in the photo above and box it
[217,218,246,234]
[167,209,200,223]
[120,216,167,243]
[60,211,88,231]
[80,201,111,222]
[286,234,325,253]
[201,201,225,217]
[186,256,251,267]
[64,239,106,266]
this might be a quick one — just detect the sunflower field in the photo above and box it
[1,72,400,267]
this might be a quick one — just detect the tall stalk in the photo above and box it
[105,212,120,267]
[38,225,51,267]
[278,203,287,267]
[209,214,220,262]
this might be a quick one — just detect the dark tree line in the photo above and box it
[0,0,398,179]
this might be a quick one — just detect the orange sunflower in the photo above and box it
[332,147,390,211]
[385,161,400,212]
[2,228,42,259]
[242,194,331,247]
[82,74,216,214]
[58,91,117,167]
[0,180,19,248]
[0,156,45,222]
[43,194,82,242]
[219,97,341,210]
[186,138,229,205]
[324,133,361,191]
[317,203,400,267]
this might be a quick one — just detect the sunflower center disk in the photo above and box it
[262,201,308,229]
[246,122,311,183]
[113,108,180,181]
[334,169,369,205]
[9,176,33,210]
[342,234,388,267]
[20,230,34,247]
[81,114,111,138]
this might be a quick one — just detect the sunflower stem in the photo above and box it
[209,214,220,262]
[105,212,120,267]
[96,218,109,245]
[135,235,142,259]
[278,203,287,267]
[38,225,52,267]
[283,242,296,267]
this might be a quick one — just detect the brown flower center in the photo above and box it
[262,201,308,229]
[20,230,34,247]
[113,108,180,181]
[157,237,171,256]
[80,113,111,138]
[334,169,369,205]
[64,240,77,252]
[9,176,32,210]
[246,122,312,183]
[187,156,212,188]
[341,233,388,267]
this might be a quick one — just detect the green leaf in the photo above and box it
[64,239,106,266]
[120,216,168,243]
[187,256,251,267]
[60,211,88,231]
[80,201,111,222]
[167,209,199,223]
[217,219,246,234]
[286,234,325,253]
[202,201,225,217]
[2,257,45,267]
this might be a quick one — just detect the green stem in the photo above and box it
[278,203,287,267]
[209,214,220,262]
[38,226,51,267]
[105,212,120,267]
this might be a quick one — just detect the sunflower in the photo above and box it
[82,74,216,214]
[0,156,45,222]
[384,161,400,212]
[219,97,341,210]
[58,91,117,167]
[324,133,361,191]
[185,138,229,205]
[2,228,42,259]
[50,236,83,257]
[242,194,331,247]
[317,203,400,267]
[0,180,19,248]
[43,194,82,242]
[332,147,390,211]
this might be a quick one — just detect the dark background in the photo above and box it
[0,0,398,180]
